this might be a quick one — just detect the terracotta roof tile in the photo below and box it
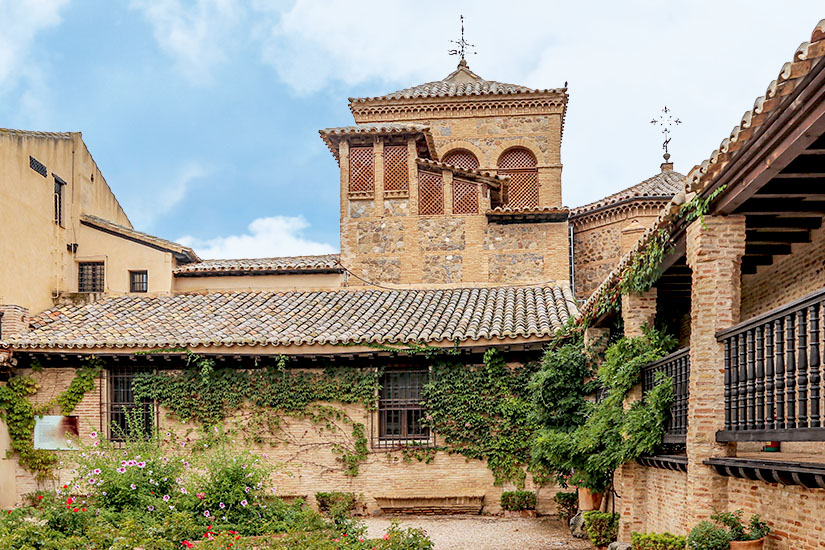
[570,170,685,218]
[81,215,200,263]
[174,255,342,275]
[319,123,437,161]
[6,284,577,350]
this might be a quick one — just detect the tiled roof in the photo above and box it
[579,19,825,324]
[6,284,577,350]
[81,215,201,263]
[174,255,342,276]
[351,60,565,103]
[319,123,437,160]
[0,128,73,139]
[416,158,506,187]
[571,170,685,218]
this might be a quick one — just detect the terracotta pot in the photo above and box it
[730,538,765,550]
[577,487,602,511]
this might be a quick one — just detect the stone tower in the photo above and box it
[322,61,571,288]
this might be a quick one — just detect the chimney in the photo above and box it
[0,304,29,340]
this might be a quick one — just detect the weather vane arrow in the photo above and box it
[448,15,476,60]
[650,105,682,161]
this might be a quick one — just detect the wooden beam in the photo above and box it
[745,243,792,256]
[743,255,774,266]
[746,216,822,229]
[746,230,811,244]
[799,148,825,155]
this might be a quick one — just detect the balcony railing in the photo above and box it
[642,347,690,444]
[717,287,825,442]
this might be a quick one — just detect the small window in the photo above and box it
[103,368,154,441]
[78,262,105,293]
[54,176,66,226]
[376,369,430,448]
[349,146,374,194]
[129,270,148,293]
[29,156,47,177]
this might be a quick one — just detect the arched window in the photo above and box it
[497,147,538,208]
[442,149,480,172]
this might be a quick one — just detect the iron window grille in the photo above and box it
[373,369,432,449]
[0,312,3,340]
[100,367,156,442]
[78,262,105,293]
[54,177,66,226]
[129,270,148,293]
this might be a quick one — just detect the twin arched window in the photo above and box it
[497,147,539,208]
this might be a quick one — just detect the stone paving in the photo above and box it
[363,515,591,550]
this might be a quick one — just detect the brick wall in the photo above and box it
[0,304,29,339]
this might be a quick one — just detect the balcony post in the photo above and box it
[685,214,746,527]
[616,287,657,539]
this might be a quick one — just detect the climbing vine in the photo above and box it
[0,358,102,479]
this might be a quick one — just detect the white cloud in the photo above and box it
[0,0,69,113]
[129,161,207,228]
[177,216,337,259]
[129,0,245,84]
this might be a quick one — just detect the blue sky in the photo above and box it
[2,1,824,258]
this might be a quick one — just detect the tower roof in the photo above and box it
[350,59,566,103]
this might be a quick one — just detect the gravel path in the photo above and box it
[363,515,591,550]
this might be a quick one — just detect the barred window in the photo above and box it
[376,370,430,448]
[78,262,105,293]
[29,156,47,177]
[497,147,539,209]
[54,177,66,226]
[102,368,154,442]
[129,270,148,293]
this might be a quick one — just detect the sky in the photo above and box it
[1,1,823,259]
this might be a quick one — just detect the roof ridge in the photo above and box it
[0,128,74,139]
[571,170,685,217]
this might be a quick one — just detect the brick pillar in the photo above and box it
[0,305,29,339]
[617,288,657,539]
[373,138,385,215]
[685,215,746,527]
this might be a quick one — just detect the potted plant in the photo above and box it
[687,521,731,550]
[501,490,537,518]
[711,510,770,549]
[583,511,619,549]
[577,485,603,511]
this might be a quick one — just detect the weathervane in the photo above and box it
[650,106,682,161]
[448,15,476,60]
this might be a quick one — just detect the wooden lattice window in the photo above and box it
[349,146,374,194]
[384,145,408,193]
[442,149,479,171]
[418,170,444,215]
[376,370,430,448]
[497,147,539,208]
[453,178,478,214]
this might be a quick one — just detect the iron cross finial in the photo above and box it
[650,105,682,161]
[448,15,476,60]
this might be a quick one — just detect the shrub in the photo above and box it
[553,490,578,521]
[632,531,687,550]
[711,509,770,541]
[583,511,619,546]
[315,491,357,515]
[687,520,731,550]
[500,490,537,511]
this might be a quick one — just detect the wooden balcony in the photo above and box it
[642,347,690,445]
[716,287,825,442]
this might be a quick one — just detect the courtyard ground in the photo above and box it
[363,515,590,550]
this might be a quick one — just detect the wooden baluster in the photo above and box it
[775,317,786,429]
[809,303,821,428]
[797,308,809,428]
[787,314,797,429]
[724,339,732,431]
[739,333,748,430]
[755,326,765,430]
[731,335,740,430]
[747,329,756,430]
[765,321,775,430]
[682,354,689,435]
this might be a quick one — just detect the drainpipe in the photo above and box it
[569,223,576,296]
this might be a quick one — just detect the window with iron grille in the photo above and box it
[78,262,105,293]
[418,170,444,215]
[442,149,480,172]
[0,312,4,340]
[349,146,374,194]
[383,145,408,193]
[102,367,155,442]
[129,270,148,293]
[497,147,539,209]
[29,156,47,177]
[375,370,430,448]
[54,177,65,226]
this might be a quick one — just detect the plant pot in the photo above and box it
[730,538,765,550]
[578,487,602,511]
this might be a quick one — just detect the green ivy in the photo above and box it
[531,327,676,493]
[0,358,102,478]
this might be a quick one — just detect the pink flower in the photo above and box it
[196,492,206,500]
[93,469,101,475]
[163,495,171,502]
[137,462,146,468]
[147,505,155,512]
[203,510,210,518]
[89,432,97,439]
[240,500,248,507]
[88,478,96,484]
[219,502,225,509]
[244,486,250,493]
[180,487,188,494]
[130,484,136,490]
[116,468,126,474]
